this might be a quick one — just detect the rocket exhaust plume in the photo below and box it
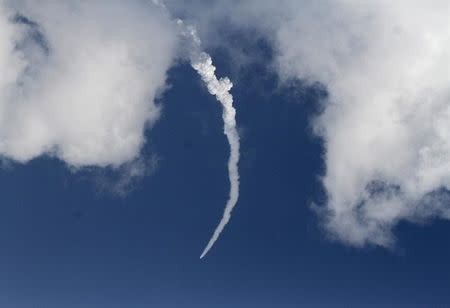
[177,20,241,259]
[192,53,240,259]
[149,0,241,258]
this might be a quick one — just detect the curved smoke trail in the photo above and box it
[176,20,241,259]
[191,53,240,259]
[149,1,241,258]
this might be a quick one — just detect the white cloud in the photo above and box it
[172,0,450,247]
[0,0,178,167]
[269,0,450,246]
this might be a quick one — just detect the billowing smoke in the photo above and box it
[266,1,450,247]
[0,0,177,167]
[177,20,241,259]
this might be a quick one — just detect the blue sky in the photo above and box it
[1,45,449,308]
[1,1,450,307]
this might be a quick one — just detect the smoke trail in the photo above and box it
[148,0,241,258]
[176,20,241,259]
[191,53,240,259]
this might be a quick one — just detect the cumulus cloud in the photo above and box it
[172,0,450,247]
[268,0,450,247]
[0,0,177,167]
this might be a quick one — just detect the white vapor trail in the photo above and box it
[192,53,240,259]
[177,20,241,259]
[149,0,241,258]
